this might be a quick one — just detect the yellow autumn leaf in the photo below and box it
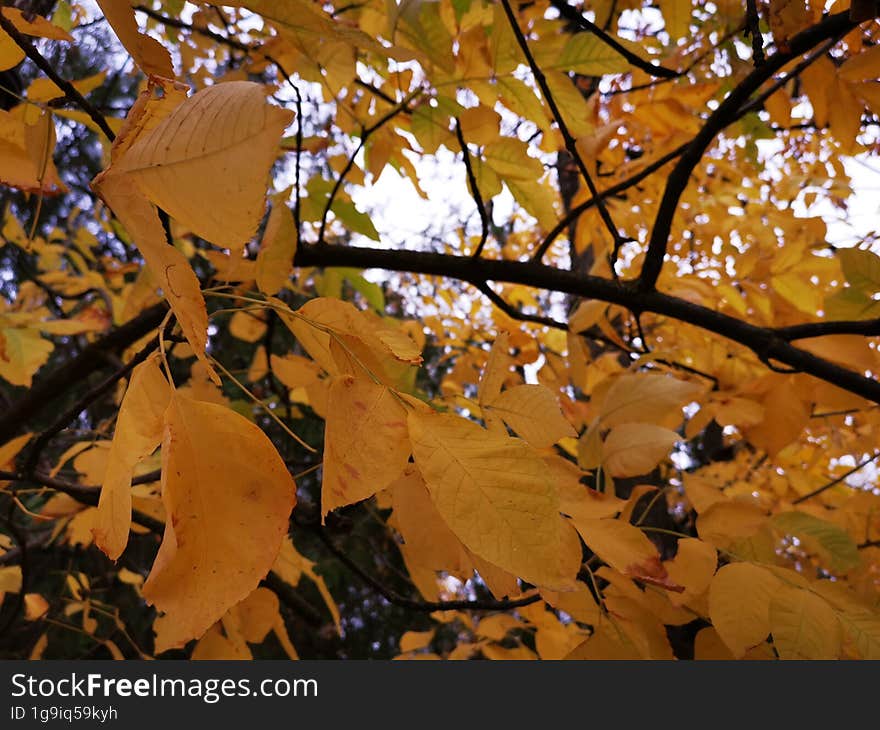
[107,81,293,252]
[94,175,215,382]
[94,354,171,561]
[390,465,472,575]
[709,562,780,658]
[485,384,576,448]
[96,0,174,77]
[602,423,679,478]
[458,104,501,146]
[256,199,297,295]
[270,354,323,388]
[552,454,625,520]
[0,108,67,195]
[768,0,811,47]
[191,625,252,660]
[0,326,54,387]
[0,29,23,71]
[570,517,681,591]
[658,0,692,39]
[400,629,435,653]
[696,500,768,550]
[408,410,577,590]
[565,620,642,660]
[272,536,340,633]
[0,432,31,474]
[0,565,22,593]
[769,584,841,660]
[376,328,424,365]
[599,373,703,428]
[143,393,297,652]
[663,538,717,606]
[229,311,267,343]
[478,330,511,433]
[278,297,420,389]
[23,593,49,621]
[840,44,880,83]
[568,300,605,334]
[228,587,281,645]
[322,374,410,515]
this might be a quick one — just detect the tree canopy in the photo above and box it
[1,0,880,660]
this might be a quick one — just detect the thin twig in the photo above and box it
[0,13,116,141]
[476,281,567,330]
[313,527,542,612]
[317,92,418,245]
[548,0,679,79]
[532,143,688,262]
[500,0,628,264]
[454,119,490,258]
[792,451,880,504]
[638,11,856,291]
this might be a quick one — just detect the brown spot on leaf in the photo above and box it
[625,556,685,593]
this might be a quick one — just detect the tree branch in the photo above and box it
[0,13,116,141]
[638,11,857,291]
[532,142,688,262]
[454,118,490,258]
[313,527,542,612]
[294,242,880,404]
[547,0,679,79]
[791,451,880,504]
[0,302,168,445]
[500,0,628,267]
[775,318,880,340]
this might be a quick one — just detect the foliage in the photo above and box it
[0,0,880,660]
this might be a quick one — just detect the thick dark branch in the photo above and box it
[0,302,168,445]
[533,143,688,262]
[0,13,116,141]
[745,0,765,66]
[776,318,880,340]
[639,11,857,291]
[0,470,165,533]
[294,243,880,403]
[547,0,679,79]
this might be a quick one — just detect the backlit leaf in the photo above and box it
[144,393,297,652]
[322,375,410,515]
[709,563,780,658]
[408,410,577,590]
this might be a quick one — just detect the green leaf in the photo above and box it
[51,0,73,31]
[552,33,630,75]
[771,511,860,572]
[331,200,380,241]
[410,97,462,154]
[823,288,880,321]
[839,248,880,294]
[339,268,385,311]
